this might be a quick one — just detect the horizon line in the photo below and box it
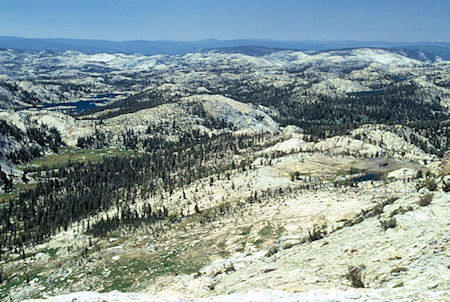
[1,35,449,44]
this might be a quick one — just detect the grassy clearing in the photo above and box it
[0,267,44,300]
[18,147,135,171]
[336,167,366,176]
[254,223,286,247]
[0,183,37,202]
[0,192,15,203]
[258,224,274,237]
[0,147,134,202]
[96,243,210,292]
[3,247,58,265]
[45,248,59,260]
[240,226,252,236]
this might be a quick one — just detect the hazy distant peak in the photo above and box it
[0,36,449,60]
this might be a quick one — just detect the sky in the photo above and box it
[0,0,449,42]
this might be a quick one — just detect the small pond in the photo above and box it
[351,172,383,183]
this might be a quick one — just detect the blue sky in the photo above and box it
[0,0,448,41]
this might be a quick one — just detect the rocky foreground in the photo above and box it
[24,288,448,302]
[11,151,448,301]
[24,188,449,301]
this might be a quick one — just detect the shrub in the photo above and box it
[443,180,450,192]
[415,170,423,179]
[308,222,327,241]
[426,180,437,191]
[265,245,279,257]
[380,217,397,230]
[389,206,413,217]
[419,194,433,206]
[346,265,366,288]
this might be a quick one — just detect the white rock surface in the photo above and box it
[24,288,449,302]
[197,94,279,133]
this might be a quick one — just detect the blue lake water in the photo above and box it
[37,93,120,113]
[352,172,382,183]
[396,76,407,82]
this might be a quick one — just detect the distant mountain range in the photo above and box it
[0,36,449,60]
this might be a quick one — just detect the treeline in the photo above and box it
[89,178,334,237]
[0,131,270,253]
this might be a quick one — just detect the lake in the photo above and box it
[352,172,383,183]
[37,93,121,114]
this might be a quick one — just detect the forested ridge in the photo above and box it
[216,81,449,154]
[80,78,449,155]
[0,130,274,254]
